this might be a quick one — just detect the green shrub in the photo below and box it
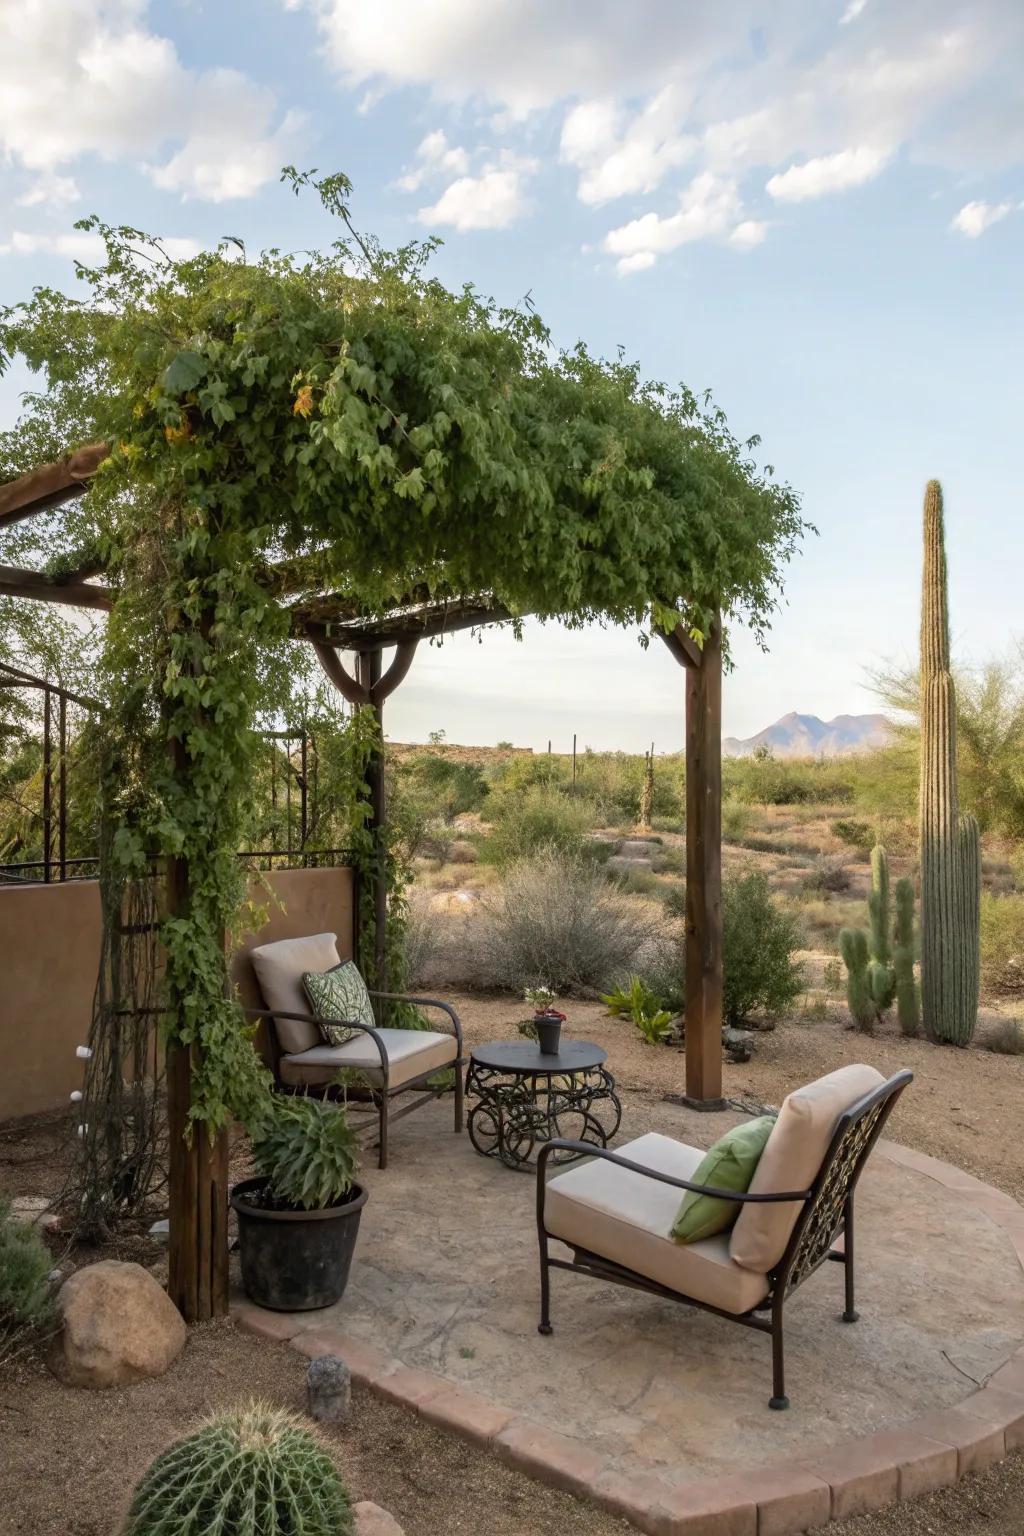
[122,1401,352,1536]
[483,786,593,866]
[601,974,674,1043]
[466,848,664,994]
[722,870,804,1026]
[802,854,852,894]
[833,818,874,853]
[721,800,752,842]
[400,752,488,824]
[980,892,1024,996]
[250,1098,359,1210]
[0,1197,57,1367]
[724,751,854,807]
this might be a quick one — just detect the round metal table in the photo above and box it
[465,1039,621,1171]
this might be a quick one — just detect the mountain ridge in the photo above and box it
[723,711,893,759]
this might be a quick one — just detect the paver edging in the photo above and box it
[233,1145,1024,1536]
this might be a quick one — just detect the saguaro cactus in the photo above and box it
[866,845,895,1013]
[919,481,981,1046]
[893,875,920,1037]
[839,927,876,1031]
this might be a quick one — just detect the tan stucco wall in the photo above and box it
[0,864,356,1123]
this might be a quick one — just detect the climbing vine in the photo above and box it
[0,170,806,1133]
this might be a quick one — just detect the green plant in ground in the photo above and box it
[0,1197,57,1367]
[601,973,673,1043]
[250,1097,359,1210]
[985,1019,1024,1056]
[822,957,843,992]
[839,927,876,1032]
[121,1400,352,1536]
[482,786,593,867]
[833,818,874,854]
[893,876,920,1036]
[721,870,804,1026]
[721,799,752,843]
[918,481,981,1046]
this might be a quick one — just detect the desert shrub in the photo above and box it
[418,819,454,865]
[482,786,593,866]
[980,892,1024,995]
[400,751,488,824]
[722,870,804,1026]
[985,1019,1024,1055]
[802,854,852,894]
[0,1197,57,1367]
[833,818,874,853]
[721,800,752,842]
[467,848,663,993]
[724,751,855,807]
[402,897,437,987]
[122,1401,352,1536]
[822,957,843,992]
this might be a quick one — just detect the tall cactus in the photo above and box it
[893,875,920,1037]
[919,481,981,1046]
[866,845,895,1013]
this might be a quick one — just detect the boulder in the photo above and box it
[52,1259,186,1389]
[354,1502,405,1536]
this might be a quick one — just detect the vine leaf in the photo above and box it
[162,349,207,397]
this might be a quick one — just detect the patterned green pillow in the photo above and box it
[302,962,376,1048]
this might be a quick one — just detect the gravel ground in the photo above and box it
[2,990,1023,1535]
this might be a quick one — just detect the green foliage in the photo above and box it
[398,751,488,825]
[723,750,854,807]
[0,1197,57,1367]
[833,818,874,853]
[601,974,673,1044]
[918,481,981,1047]
[980,892,1024,996]
[121,1400,353,1536]
[721,870,804,1026]
[250,1097,359,1210]
[721,799,752,842]
[483,785,593,866]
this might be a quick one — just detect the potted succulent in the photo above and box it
[231,1096,366,1312]
[524,985,566,1055]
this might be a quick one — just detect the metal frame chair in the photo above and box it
[247,992,464,1170]
[536,1069,912,1408]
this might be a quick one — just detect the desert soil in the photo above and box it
[2,990,1023,1536]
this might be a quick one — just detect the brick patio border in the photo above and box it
[234,1139,1024,1536]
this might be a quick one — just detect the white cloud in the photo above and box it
[950,198,1012,237]
[840,0,869,24]
[0,2,301,202]
[766,145,889,201]
[616,251,658,275]
[16,173,81,209]
[560,88,695,205]
[603,172,741,271]
[0,229,201,262]
[395,129,471,193]
[729,219,768,249]
[418,155,538,230]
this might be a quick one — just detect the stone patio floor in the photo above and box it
[236,1089,1024,1531]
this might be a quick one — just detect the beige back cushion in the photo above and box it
[729,1064,885,1274]
[249,932,341,1054]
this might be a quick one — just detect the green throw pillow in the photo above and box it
[302,961,376,1048]
[670,1116,777,1245]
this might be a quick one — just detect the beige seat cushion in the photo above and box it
[730,1064,885,1275]
[544,1132,770,1316]
[249,932,341,1054]
[280,1028,457,1090]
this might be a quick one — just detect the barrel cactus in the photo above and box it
[918,481,981,1045]
[121,1401,353,1536]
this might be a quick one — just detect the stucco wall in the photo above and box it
[0,864,356,1123]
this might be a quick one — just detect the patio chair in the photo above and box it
[536,1064,912,1409]
[244,932,464,1169]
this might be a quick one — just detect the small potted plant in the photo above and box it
[524,985,566,1055]
[231,1096,367,1312]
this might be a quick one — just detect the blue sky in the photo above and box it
[1,0,1021,751]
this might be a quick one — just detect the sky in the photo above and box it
[1,0,1021,752]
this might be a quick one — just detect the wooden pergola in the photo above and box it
[1,444,726,1317]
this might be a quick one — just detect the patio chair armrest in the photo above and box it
[366,991,463,1052]
[536,1139,811,1223]
[242,1006,389,1072]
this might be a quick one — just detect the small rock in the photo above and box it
[354,1502,405,1536]
[664,1015,685,1046]
[723,1027,753,1063]
[51,1259,186,1389]
[307,1355,351,1423]
[606,855,653,875]
[10,1196,48,1223]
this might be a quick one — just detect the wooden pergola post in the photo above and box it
[663,618,725,1109]
[356,650,388,990]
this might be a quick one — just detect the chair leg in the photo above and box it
[538,1231,553,1336]
[454,1062,464,1134]
[378,1093,389,1171]
[769,1296,789,1410]
[842,1193,858,1323]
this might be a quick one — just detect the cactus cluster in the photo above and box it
[121,1401,353,1536]
[839,846,919,1035]
[918,481,981,1046]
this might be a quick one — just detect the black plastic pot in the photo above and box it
[230,1176,368,1312]
[535,1013,563,1055]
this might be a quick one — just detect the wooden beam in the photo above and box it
[0,563,112,610]
[357,651,389,998]
[372,639,417,704]
[313,642,369,707]
[683,616,724,1108]
[295,600,510,651]
[660,622,701,670]
[0,443,107,530]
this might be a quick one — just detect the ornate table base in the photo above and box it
[466,1048,621,1171]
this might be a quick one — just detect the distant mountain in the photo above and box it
[723,711,894,759]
